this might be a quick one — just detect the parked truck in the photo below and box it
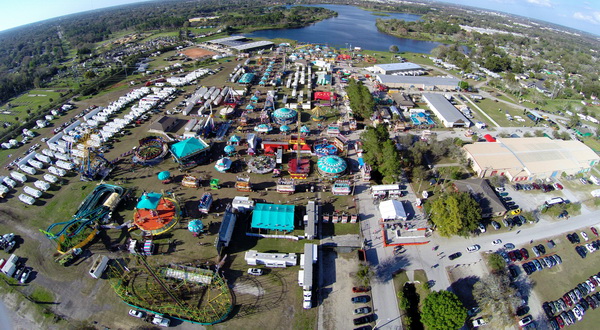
[1,254,19,277]
[89,255,110,279]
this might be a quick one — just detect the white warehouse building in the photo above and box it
[422,93,471,128]
[371,62,424,75]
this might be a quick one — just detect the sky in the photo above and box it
[0,0,598,36]
[440,0,600,35]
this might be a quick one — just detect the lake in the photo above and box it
[244,4,441,53]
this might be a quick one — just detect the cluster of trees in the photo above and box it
[376,18,461,38]
[220,6,336,30]
[421,291,467,330]
[345,79,375,120]
[426,192,481,237]
[361,125,402,184]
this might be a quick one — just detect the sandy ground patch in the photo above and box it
[182,48,216,59]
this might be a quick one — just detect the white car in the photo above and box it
[152,315,171,327]
[247,268,263,276]
[466,245,481,252]
[581,231,589,241]
[492,239,502,245]
[472,318,487,328]
[518,315,533,326]
[495,187,505,192]
[128,309,145,318]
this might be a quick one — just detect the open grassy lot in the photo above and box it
[472,98,536,128]
[0,89,64,124]
[523,230,600,329]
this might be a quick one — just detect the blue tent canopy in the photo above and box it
[170,137,210,160]
[188,219,204,233]
[136,192,162,210]
[300,126,310,133]
[229,135,241,142]
[280,125,290,132]
[157,171,171,180]
[224,145,235,153]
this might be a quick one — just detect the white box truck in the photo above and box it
[1,254,19,277]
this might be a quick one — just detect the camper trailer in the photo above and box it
[23,186,42,198]
[89,255,110,279]
[10,171,27,183]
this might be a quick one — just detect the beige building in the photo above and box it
[463,137,600,181]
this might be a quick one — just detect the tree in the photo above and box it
[427,192,481,237]
[345,79,375,120]
[389,45,399,53]
[487,253,507,272]
[458,81,469,91]
[421,291,467,330]
[83,71,97,79]
[473,273,522,328]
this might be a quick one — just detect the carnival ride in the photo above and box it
[247,155,276,174]
[42,184,125,253]
[133,192,180,236]
[310,106,325,122]
[235,175,252,192]
[198,193,213,214]
[133,137,169,166]
[108,255,233,325]
[181,175,200,188]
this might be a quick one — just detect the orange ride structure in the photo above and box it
[133,192,180,236]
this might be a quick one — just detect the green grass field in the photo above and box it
[0,89,63,124]
[473,98,536,127]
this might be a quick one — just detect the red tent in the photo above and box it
[313,91,337,101]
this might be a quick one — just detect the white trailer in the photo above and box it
[43,174,59,184]
[35,153,52,164]
[55,160,75,171]
[28,159,44,169]
[3,177,16,188]
[48,166,66,177]
[10,171,27,183]
[19,165,36,175]
[34,180,51,191]
[89,255,110,279]
[24,186,42,198]
[18,194,35,205]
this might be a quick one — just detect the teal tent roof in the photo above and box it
[273,108,297,120]
[157,171,171,180]
[300,126,310,133]
[170,137,209,160]
[229,135,241,142]
[251,203,295,232]
[136,192,162,210]
[188,219,204,233]
[224,145,235,153]
[317,155,347,174]
[280,125,290,131]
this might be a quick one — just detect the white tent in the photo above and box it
[378,199,407,220]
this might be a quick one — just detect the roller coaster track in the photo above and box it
[43,184,124,240]
[137,255,185,308]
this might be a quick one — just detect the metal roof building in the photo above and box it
[463,137,600,181]
[452,178,507,218]
[231,40,274,52]
[377,75,460,91]
[422,93,471,128]
[372,62,423,75]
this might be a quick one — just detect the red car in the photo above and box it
[591,227,599,237]
[554,183,564,190]
[520,248,529,260]
[352,286,371,293]
[563,294,573,307]
[555,315,565,328]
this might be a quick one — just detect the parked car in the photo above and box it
[467,244,481,252]
[353,306,372,315]
[537,244,546,254]
[247,268,264,276]
[351,296,370,304]
[151,315,171,327]
[519,315,533,327]
[532,246,541,257]
[352,286,371,293]
[128,309,145,318]
[448,252,462,260]
[504,243,516,249]
[478,223,486,233]
[353,314,375,325]
[582,232,589,241]
[592,227,599,236]
[520,248,529,260]
[19,268,30,284]
[472,318,487,328]
[491,221,501,230]
[492,239,502,245]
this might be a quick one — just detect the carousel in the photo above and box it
[272,108,298,125]
[215,157,232,173]
[317,155,347,179]
[313,139,338,157]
